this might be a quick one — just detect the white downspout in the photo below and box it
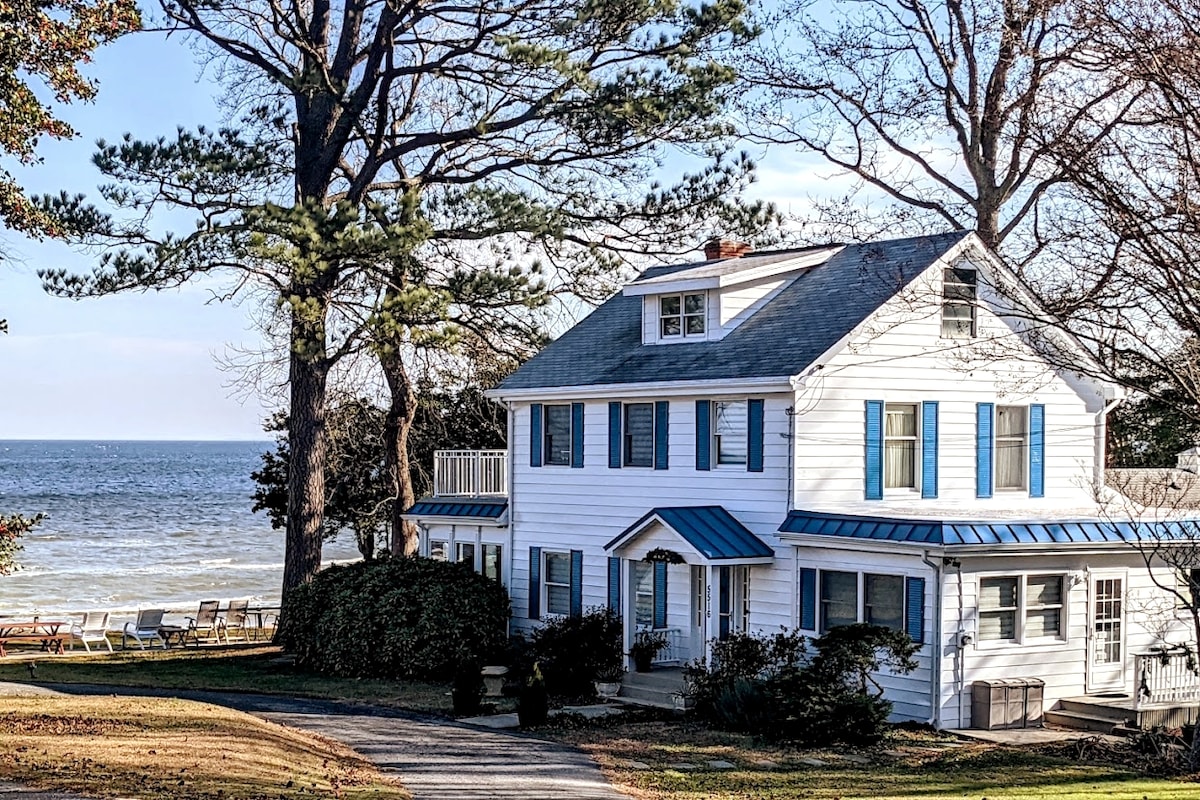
[921,551,944,727]
[506,402,516,619]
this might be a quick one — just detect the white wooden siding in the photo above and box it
[937,552,1192,728]
[509,393,793,634]
[791,254,1105,514]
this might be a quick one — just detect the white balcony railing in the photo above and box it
[433,450,508,497]
[1135,647,1200,708]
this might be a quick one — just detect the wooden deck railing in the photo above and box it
[433,450,508,497]
[1135,647,1200,708]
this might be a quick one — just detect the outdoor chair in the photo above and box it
[122,608,166,650]
[70,611,113,652]
[186,600,224,645]
[223,599,249,643]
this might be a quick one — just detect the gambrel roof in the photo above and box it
[499,231,973,391]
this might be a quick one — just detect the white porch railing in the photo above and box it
[637,627,685,665]
[1135,647,1200,708]
[433,450,508,497]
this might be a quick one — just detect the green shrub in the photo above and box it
[276,555,510,680]
[685,624,917,747]
[526,607,622,700]
[518,662,550,727]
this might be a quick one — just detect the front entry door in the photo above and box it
[1087,574,1127,693]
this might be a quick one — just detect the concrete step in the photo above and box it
[1057,699,1132,724]
[615,683,690,710]
[1043,710,1121,734]
[622,669,686,691]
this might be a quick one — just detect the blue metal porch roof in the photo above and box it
[607,506,775,560]
[404,498,508,520]
[778,509,1200,546]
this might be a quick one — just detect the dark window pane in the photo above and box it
[544,404,572,465]
[624,403,654,467]
[660,295,681,316]
[684,293,706,314]
[685,314,706,335]
[864,574,904,630]
[821,570,858,631]
[483,544,502,583]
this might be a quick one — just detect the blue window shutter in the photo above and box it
[905,576,926,644]
[528,546,542,620]
[695,400,712,471]
[976,403,994,498]
[1030,404,1045,498]
[530,404,543,468]
[570,549,584,617]
[654,401,670,470]
[748,398,765,473]
[799,567,817,631]
[571,402,585,469]
[607,557,621,612]
[653,561,668,628]
[608,402,622,469]
[864,400,884,500]
[921,401,939,499]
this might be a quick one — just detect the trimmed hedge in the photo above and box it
[276,556,511,679]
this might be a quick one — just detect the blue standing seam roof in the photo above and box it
[779,510,1198,546]
[405,499,508,519]
[607,506,775,560]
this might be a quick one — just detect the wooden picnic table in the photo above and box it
[0,619,69,656]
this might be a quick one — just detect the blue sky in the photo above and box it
[0,26,826,441]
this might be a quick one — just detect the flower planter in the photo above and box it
[481,665,508,697]
[595,680,621,699]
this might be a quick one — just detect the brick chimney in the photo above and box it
[703,237,752,260]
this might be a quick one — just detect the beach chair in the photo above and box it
[122,609,166,650]
[186,600,224,645]
[70,611,113,652]
[223,599,249,643]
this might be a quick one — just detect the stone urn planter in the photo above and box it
[481,665,509,697]
[595,680,622,699]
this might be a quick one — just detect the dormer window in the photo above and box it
[942,267,977,338]
[660,292,706,338]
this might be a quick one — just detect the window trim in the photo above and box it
[941,266,978,339]
[883,402,919,492]
[542,403,574,467]
[712,399,749,467]
[658,291,708,340]
[623,402,655,468]
[976,572,1068,648]
[816,569,910,634]
[994,405,1029,491]
[542,550,572,618]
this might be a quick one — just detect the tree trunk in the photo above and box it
[281,305,329,604]
[382,345,418,555]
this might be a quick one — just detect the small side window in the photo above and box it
[942,267,977,338]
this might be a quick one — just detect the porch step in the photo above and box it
[618,668,689,710]
[1043,709,1123,734]
[1057,698,1133,725]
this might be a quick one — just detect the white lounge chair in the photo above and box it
[71,611,113,652]
[122,609,166,650]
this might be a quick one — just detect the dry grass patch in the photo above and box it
[552,718,1200,800]
[0,695,409,799]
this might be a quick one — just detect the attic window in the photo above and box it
[942,267,977,338]
[661,292,706,338]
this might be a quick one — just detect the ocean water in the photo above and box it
[0,440,362,615]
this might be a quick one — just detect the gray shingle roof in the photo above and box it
[500,231,973,391]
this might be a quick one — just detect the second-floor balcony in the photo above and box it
[433,450,508,497]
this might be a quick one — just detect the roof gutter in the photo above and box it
[489,375,795,402]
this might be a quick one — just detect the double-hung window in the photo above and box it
[543,404,573,466]
[978,574,1064,643]
[942,267,977,338]
[430,541,448,561]
[995,406,1027,490]
[818,570,907,633]
[624,403,655,467]
[713,401,748,466]
[660,292,707,338]
[864,574,905,631]
[456,542,475,567]
[483,544,503,584]
[820,571,858,631]
[884,403,918,489]
[543,551,572,616]
[633,562,655,627]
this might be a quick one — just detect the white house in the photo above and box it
[404,231,1200,731]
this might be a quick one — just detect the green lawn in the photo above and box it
[552,718,1200,800]
[0,645,465,713]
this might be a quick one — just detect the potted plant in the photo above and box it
[595,663,625,699]
[629,631,668,673]
[518,662,550,727]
